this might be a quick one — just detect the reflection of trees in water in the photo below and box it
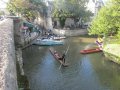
[22,46,48,72]
[84,43,98,49]
[89,53,120,89]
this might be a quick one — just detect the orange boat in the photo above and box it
[80,48,102,54]
[49,48,68,67]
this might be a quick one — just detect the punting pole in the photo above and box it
[59,45,70,69]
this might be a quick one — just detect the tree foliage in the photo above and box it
[29,0,47,17]
[52,0,90,18]
[52,0,93,27]
[7,0,47,19]
[89,0,120,37]
[7,0,30,15]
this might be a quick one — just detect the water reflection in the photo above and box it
[23,37,120,90]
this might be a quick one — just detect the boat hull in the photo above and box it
[80,48,102,54]
[49,48,68,66]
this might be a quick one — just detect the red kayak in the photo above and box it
[80,48,102,54]
[49,48,68,66]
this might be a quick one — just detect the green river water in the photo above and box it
[22,36,120,90]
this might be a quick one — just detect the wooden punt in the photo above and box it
[33,38,64,46]
[80,48,102,54]
[49,48,68,67]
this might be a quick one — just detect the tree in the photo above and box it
[7,0,47,19]
[29,0,47,17]
[7,0,30,15]
[89,0,120,37]
[52,0,93,28]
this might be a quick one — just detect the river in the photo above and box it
[22,36,120,90]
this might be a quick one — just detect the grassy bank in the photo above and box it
[103,37,120,64]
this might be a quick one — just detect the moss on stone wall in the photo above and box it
[17,60,30,90]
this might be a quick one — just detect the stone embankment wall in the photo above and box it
[0,19,18,90]
[103,37,120,64]
[103,44,120,64]
[53,29,88,36]
[13,17,39,89]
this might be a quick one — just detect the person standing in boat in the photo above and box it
[60,46,69,64]
[59,52,66,63]
[96,37,103,50]
[62,53,66,63]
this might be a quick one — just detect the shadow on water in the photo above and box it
[23,36,120,90]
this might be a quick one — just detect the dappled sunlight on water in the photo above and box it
[72,37,96,43]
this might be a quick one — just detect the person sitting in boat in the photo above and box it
[54,51,60,59]
[54,51,66,63]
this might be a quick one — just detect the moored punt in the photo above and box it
[80,48,102,54]
[33,38,64,46]
[49,48,68,67]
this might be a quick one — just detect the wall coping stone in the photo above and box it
[0,19,18,90]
